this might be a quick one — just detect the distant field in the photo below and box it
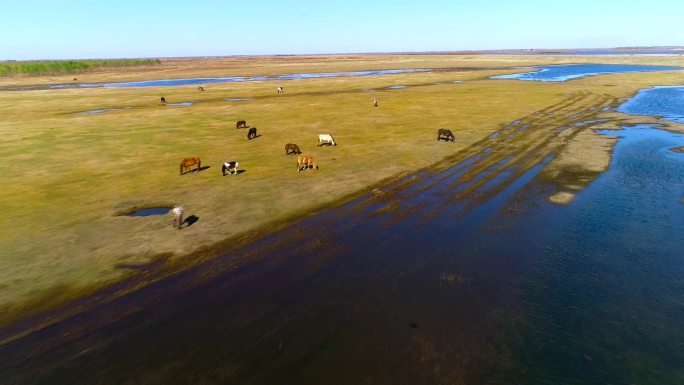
[0,59,161,76]
[1,54,683,331]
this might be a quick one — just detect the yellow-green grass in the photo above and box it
[1,56,684,328]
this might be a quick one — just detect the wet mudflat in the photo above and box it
[1,93,684,384]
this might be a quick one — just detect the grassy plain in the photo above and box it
[1,54,684,330]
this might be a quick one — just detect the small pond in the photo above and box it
[127,207,171,217]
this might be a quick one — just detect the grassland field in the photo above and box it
[1,54,684,330]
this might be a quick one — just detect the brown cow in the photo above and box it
[437,128,455,142]
[285,143,302,155]
[179,157,201,175]
[297,155,318,172]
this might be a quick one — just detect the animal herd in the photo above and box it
[162,84,454,181]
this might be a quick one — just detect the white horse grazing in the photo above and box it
[277,86,284,93]
[318,134,337,146]
[222,161,239,176]
[172,205,184,229]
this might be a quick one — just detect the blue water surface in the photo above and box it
[491,64,681,82]
[618,85,684,123]
[49,68,430,89]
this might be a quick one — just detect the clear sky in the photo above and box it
[2,0,683,60]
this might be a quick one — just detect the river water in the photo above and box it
[491,64,682,82]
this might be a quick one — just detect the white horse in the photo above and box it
[277,86,284,93]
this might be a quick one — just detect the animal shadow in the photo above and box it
[248,134,262,140]
[222,169,246,176]
[180,165,211,175]
[182,215,199,228]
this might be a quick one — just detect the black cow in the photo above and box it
[160,96,166,104]
[437,128,455,142]
[247,127,257,140]
[285,143,302,155]
[236,120,247,129]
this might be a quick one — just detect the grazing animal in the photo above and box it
[222,161,239,176]
[297,155,318,172]
[247,127,257,140]
[437,128,455,142]
[197,86,204,91]
[172,205,184,229]
[236,120,247,129]
[160,96,166,104]
[73,77,78,81]
[277,86,284,93]
[179,157,201,175]
[373,98,378,107]
[285,143,302,155]
[318,133,337,146]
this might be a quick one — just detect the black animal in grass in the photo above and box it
[160,96,166,104]
[437,128,455,142]
[285,143,302,155]
[236,120,248,129]
[197,86,205,91]
[247,127,258,140]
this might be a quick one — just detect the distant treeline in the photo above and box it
[0,59,161,76]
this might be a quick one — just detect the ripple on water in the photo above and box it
[617,85,684,123]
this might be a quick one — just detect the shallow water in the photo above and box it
[47,68,429,89]
[165,102,193,107]
[618,85,684,123]
[2,118,683,384]
[78,107,132,114]
[127,207,170,217]
[224,97,253,102]
[491,64,682,82]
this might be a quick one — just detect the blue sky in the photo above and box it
[1,0,683,60]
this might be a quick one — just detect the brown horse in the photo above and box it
[197,86,205,92]
[236,120,247,129]
[180,157,201,175]
[297,155,318,172]
[160,96,166,104]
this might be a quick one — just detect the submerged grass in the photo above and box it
[1,54,684,328]
[0,59,161,76]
